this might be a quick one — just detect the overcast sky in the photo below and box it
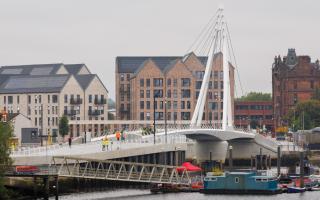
[0,0,319,99]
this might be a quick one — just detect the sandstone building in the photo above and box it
[0,63,108,139]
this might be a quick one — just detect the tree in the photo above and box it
[312,87,320,100]
[237,92,271,101]
[0,122,13,199]
[287,99,320,131]
[59,115,69,138]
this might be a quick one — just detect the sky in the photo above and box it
[0,0,319,99]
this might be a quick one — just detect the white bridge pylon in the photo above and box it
[191,8,233,130]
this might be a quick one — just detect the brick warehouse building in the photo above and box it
[234,101,273,131]
[272,49,320,128]
[115,52,235,125]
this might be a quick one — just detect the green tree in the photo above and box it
[287,100,320,131]
[237,92,271,101]
[59,115,69,138]
[312,87,320,100]
[0,122,13,199]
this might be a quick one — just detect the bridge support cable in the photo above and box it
[51,156,191,185]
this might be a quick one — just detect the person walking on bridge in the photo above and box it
[116,131,121,150]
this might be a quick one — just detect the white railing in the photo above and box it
[11,131,189,157]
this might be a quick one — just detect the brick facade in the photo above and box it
[234,101,273,131]
[115,52,235,125]
[272,49,320,128]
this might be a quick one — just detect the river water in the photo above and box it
[52,189,320,200]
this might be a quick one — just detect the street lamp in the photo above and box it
[153,92,159,145]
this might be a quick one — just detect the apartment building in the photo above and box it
[272,49,320,128]
[0,63,108,139]
[115,52,235,125]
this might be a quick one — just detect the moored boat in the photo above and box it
[200,171,281,195]
[287,186,305,193]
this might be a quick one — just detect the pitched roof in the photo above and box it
[116,52,208,74]
[0,74,71,94]
[65,64,88,74]
[0,63,64,75]
[74,74,96,90]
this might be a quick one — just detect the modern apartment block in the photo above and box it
[0,63,108,139]
[272,49,320,128]
[234,100,273,131]
[115,52,235,125]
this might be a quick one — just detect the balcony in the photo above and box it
[64,110,77,116]
[70,98,83,105]
[94,98,107,105]
[88,110,102,116]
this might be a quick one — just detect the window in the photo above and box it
[173,79,177,87]
[214,71,218,78]
[195,71,205,79]
[209,102,217,110]
[167,101,171,109]
[167,90,171,98]
[173,101,178,109]
[220,81,223,89]
[52,95,58,103]
[8,96,13,104]
[39,95,42,103]
[181,89,190,98]
[89,95,92,103]
[140,101,144,109]
[140,90,144,98]
[181,101,185,109]
[214,81,218,89]
[154,89,163,97]
[146,101,150,109]
[146,90,150,98]
[126,74,130,81]
[311,80,314,89]
[28,95,31,104]
[17,96,20,104]
[219,71,223,79]
[181,78,190,87]
[173,90,178,98]
[146,79,150,87]
[187,101,191,109]
[155,112,163,120]
[153,78,163,87]
[209,81,212,89]
[140,112,144,120]
[235,177,240,183]
[208,92,213,99]
[181,112,190,120]
[35,117,38,126]
[167,78,171,86]
[47,95,50,104]
[120,74,125,81]
[174,112,177,120]
[196,81,202,89]
[64,95,68,103]
[159,101,163,109]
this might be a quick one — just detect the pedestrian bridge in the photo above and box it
[51,156,191,185]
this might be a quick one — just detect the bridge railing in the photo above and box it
[51,156,191,185]
[11,132,189,156]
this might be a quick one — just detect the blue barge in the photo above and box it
[200,171,281,195]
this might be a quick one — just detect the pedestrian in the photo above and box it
[101,138,105,151]
[116,131,121,150]
[104,137,109,151]
[68,137,72,148]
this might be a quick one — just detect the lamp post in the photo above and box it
[153,92,158,145]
